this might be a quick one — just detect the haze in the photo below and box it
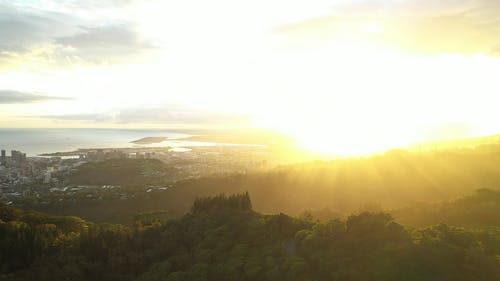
[2,0,500,155]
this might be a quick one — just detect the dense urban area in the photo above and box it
[0,146,270,206]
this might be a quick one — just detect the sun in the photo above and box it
[266,118,417,157]
[250,46,422,157]
[292,130,412,157]
[248,41,500,158]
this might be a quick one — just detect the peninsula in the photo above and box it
[130,137,168,145]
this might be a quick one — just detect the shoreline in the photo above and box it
[38,147,170,157]
[38,142,266,157]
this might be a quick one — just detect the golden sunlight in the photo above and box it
[2,2,500,280]
[253,45,500,156]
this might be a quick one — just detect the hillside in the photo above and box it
[1,194,499,281]
[66,159,176,186]
[26,144,500,225]
[391,188,500,227]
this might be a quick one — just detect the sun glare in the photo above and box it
[2,0,500,155]
[252,45,500,157]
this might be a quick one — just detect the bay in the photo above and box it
[0,128,192,156]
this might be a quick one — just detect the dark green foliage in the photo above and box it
[0,206,88,275]
[191,192,252,214]
[393,189,500,227]
[67,159,173,186]
[134,211,171,227]
[1,194,499,281]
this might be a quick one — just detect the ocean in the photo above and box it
[0,128,195,156]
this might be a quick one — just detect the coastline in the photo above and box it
[0,128,273,157]
[0,128,190,157]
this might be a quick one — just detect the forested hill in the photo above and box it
[2,194,499,281]
[391,188,500,227]
[140,146,500,218]
[28,145,500,224]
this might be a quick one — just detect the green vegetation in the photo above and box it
[149,146,500,221]
[392,188,500,227]
[24,145,500,226]
[1,193,499,281]
[66,159,175,186]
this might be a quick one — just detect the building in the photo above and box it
[22,188,32,197]
[11,150,27,164]
[0,150,5,165]
[43,171,52,184]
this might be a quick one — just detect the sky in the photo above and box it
[1,0,500,154]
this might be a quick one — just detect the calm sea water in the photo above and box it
[0,128,192,156]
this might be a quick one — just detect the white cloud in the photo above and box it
[0,1,151,65]
[37,105,251,127]
[0,90,73,104]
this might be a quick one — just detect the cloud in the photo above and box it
[55,23,153,62]
[39,113,112,122]
[491,45,500,55]
[0,4,76,54]
[114,107,250,125]
[278,0,500,56]
[0,2,151,65]
[47,0,134,10]
[0,90,73,104]
[39,106,251,127]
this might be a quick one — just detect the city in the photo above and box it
[0,145,271,205]
[1,1,499,280]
